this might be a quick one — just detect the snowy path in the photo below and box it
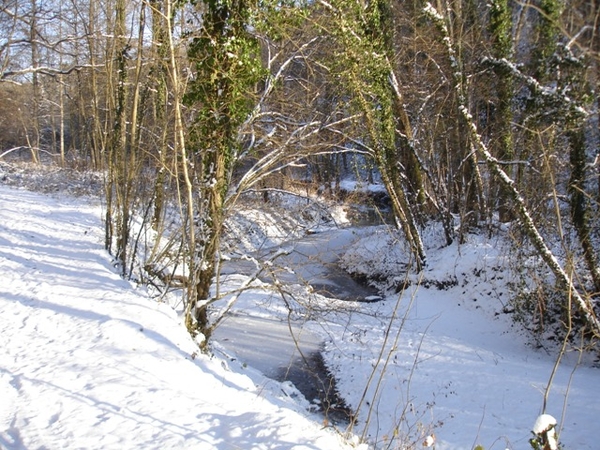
[0,186,353,450]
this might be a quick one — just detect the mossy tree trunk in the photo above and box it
[184,0,262,338]
[488,0,515,222]
[318,0,427,270]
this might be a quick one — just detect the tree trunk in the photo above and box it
[182,0,263,339]
[105,0,129,270]
[488,0,515,222]
[470,108,600,336]
[29,0,41,164]
[149,0,169,230]
[568,127,600,292]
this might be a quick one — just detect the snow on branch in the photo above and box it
[425,2,600,338]
[1,64,102,81]
[480,57,589,118]
[206,247,293,333]
[458,89,600,338]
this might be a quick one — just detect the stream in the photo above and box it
[212,227,381,423]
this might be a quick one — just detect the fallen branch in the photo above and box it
[1,64,102,81]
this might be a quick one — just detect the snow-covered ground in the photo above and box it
[326,228,600,449]
[0,185,355,450]
[1,172,598,450]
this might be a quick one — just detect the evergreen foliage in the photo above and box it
[183,0,265,336]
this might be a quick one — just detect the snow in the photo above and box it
[213,217,599,449]
[325,227,599,449]
[532,414,559,450]
[0,185,353,450]
[1,177,598,450]
[532,414,557,434]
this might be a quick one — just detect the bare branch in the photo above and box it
[1,63,102,81]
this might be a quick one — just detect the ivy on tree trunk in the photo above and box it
[184,0,262,338]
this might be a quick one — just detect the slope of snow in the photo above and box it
[0,185,355,450]
[210,216,600,449]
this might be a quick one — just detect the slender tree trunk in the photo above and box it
[88,0,104,169]
[489,0,515,222]
[594,0,600,205]
[558,0,600,293]
[471,110,600,336]
[372,0,426,208]
[149,0,169,230]
[105,0,129,269]
[317,0,427,269]
[159,0,200,337]
[58,76,65,165]
[568,127,600,292]
[432,0,485,230]
[182,0,264,338]
[354,81,427,270]
[29,0,41,164]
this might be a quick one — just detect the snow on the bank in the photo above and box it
[212,215,600,449]
[532,414,557,435]
[323,226,599,450]
[0,185,353,450]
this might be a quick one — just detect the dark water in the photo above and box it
[275,350,353,424]
[213,314,353,424]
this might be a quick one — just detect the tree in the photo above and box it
[316,0,427,269]
[488,0,515,222]
[148,0,171,230]
[425,0,600,337]
[104,0,131,270]
[560,1,600,293]
[182,0,264,337]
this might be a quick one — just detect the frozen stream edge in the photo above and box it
[213,228,380,422]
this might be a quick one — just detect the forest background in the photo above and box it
[1,0,599,353]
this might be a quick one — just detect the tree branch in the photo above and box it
[1,64,102,81]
